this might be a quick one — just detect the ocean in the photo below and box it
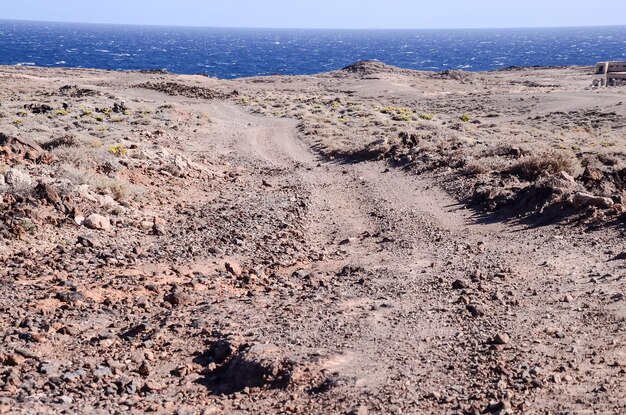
[1,19,625,79]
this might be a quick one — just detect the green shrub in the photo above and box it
[108,144,128,157]
[380,106,414,122]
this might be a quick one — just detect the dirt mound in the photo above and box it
[429,69,476,83]
[340,60,414,76]
[134,81,231,100]
[58,85,99,97]
[200,341,294,394]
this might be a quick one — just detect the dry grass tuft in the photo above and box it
[464,160,490,176]
[60,165,144,202]
[507,151,579,181]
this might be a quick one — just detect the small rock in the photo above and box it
[170,365,188,377]
[208,339,234,364]
[83,214,111,231]
[30,333,46,343]
[466,304,485,317]
[137,361,151,377]
[39,362,61,376]
[493,333,511,345]
[485,400,511,413]
[531,378,544,388]
[582,166,604,182]
[4,168,32,188]
[35,182,61,205]
[559,171,576,183]
[452,279,468,290]
[56,396,73,405]
[563,294,574,303]
[56,291,85,304]
[5,354,25,367]
[120,323,148,339]
[77,235,96,248]
[62,369,86,382]
[116,377,138,395]
[209,246,224,255]
[139,221,153,230]
[225,260,242,277]
[164,290,190,306]
[93,366,113,380]
[571,192,614,209]
[142,380,164,392]
[428,391,442,400]
[152,223,166,236]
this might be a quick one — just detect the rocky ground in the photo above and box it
[0,63,625,414]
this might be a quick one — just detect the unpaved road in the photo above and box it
[183,102,626,414]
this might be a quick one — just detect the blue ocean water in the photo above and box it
[1,19,625,79]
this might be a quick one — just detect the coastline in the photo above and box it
[0,61,597,80]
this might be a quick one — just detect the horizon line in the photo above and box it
[1,17,625,31]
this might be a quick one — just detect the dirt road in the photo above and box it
[183,102,626,414]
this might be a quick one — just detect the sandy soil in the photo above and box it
[0,62,625,414]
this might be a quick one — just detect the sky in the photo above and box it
[1,0,625,29]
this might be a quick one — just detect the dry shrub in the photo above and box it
[41,134,77,150]
[464,160,490,176]
[51,144,120,172]
[488,143,525,158]
[507,151,579,181]
[60,165,144,202]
